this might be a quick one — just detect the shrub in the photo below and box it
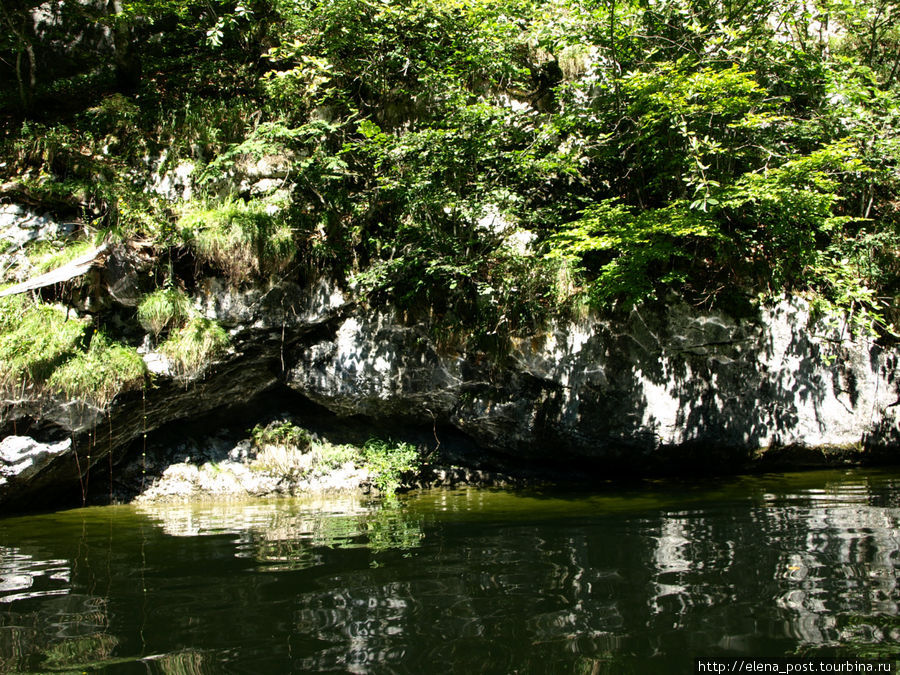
[312,441,358,472]
[137,287,192,337]
[251,421,311,451]
[159,317,230,380]
[362,439,421,496]
[250,422,315,477]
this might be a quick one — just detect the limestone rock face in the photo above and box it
[287,312,463,418]
[0,436,71,488]
[0,205,79,251]
[2,266,899,509]
[285,298,900,467]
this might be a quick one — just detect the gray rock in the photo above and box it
[0,436,71,486]
[286,297,900,467]
[196,277,348,332]
[147,159,196,202]
[233,152,295,181]
[287,311,463,418]
[3,270,899,510]
[102,244,154,306]
[0,275,353,509]
[0,205,78,249]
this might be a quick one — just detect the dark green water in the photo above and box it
[2,469,900,673]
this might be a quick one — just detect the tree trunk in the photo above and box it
[108,0,141,91]
[12,12,36,112]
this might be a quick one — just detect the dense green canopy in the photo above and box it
[1,0,898,345]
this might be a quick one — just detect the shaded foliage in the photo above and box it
[0,0,898,345]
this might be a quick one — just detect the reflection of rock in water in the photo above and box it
[136,496,426,571]
[4,478,900,671]
[0,546,116,673]
[651,518,693,617]
[646,514,739,634]
[287,528,631,672]
[136,495,370,538]
[770,497,900,649]
[0,546,70,603]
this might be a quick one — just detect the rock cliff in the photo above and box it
[1,206,899,510]
[287,297,900,468]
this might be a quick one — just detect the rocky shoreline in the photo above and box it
[2,204,900,513]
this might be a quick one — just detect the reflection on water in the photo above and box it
[138,496,426,571]
[1,470,899,672]
[0,546,70,603]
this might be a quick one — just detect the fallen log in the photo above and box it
[0,243,109,297]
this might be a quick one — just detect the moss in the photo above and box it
[47,332,145,407]
[159,317,230,379]
[137,287,192,337]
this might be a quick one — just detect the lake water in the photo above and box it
[2,468,900,673]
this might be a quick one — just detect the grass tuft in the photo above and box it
[47,332,146,407]
[29,240,94,274]
[312,441,358,472]
[250,421,313,476]
[137,287,192,337]
[0,295,88,395]
[180,198,296,284]
[0,296,144,407]
[159,317,230,380]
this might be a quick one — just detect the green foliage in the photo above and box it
[0,295,88,395]
[362,439,421,496]
[245,424,421,494]
[159,317,230,380]
[247,420,363,478]
[2,0,900,343]
[0,296,144,407]
[546,200,724,307]
[137,287,192,337]
[180,198,297,284]
[251,421,311,451]
[199,121,301,184]
[47,332,145,407]
[311,441,358,472]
